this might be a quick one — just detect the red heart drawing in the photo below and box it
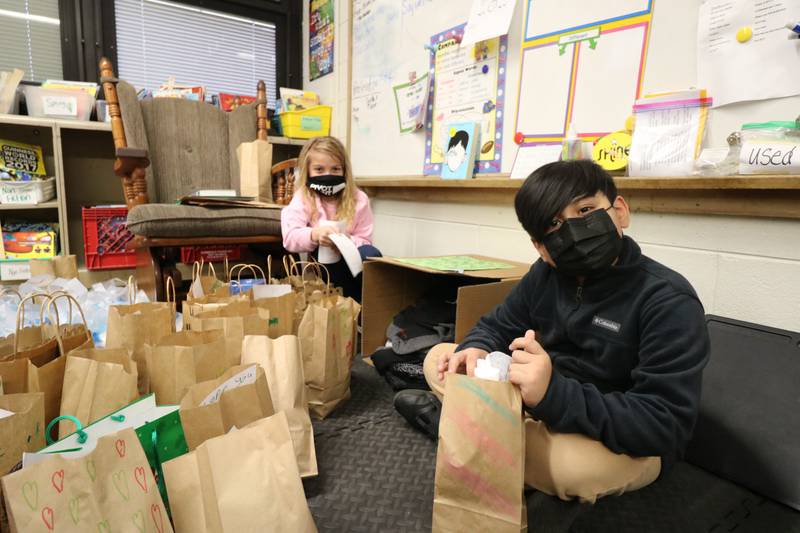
[41,506,54,530]
[151,503,164,533]
[134,466,148,493]
[115,439,126,458]
[51,470,65,494]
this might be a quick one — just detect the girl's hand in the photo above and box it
[311,226,339,246]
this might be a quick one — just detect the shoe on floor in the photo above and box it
[393,390,441,440]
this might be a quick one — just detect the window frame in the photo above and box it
[57,0,301,99]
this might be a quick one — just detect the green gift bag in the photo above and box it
[24,394,188,514]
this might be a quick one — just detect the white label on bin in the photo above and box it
[739,140,800,174]
[0,262,30,281]
[301,115,322,131]
[42,95,78,117]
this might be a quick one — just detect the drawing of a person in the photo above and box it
[446,130,469,172]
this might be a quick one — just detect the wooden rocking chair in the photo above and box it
[99,57,284,300]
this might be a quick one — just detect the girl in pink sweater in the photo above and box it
[280,136,381,302]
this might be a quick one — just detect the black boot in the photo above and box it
[393,390,442,440]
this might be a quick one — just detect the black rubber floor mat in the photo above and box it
[305,360,800,533]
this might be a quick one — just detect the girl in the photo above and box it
[281,136,381,302]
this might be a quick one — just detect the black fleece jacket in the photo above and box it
[457,236,710,470]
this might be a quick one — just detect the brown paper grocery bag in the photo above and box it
[179,364,274,450]
[41,293,93,358]
[28,255,78,279]
[181,294,250,323]
[241,335,317,477]
[106,301,174,394]
[0,294,57,366]
[2,427,174,533]
[186,306,270,367]
[0,393,44,475]
[0,357,63,431]
[58,348,138,439]
[432,374,527,533]
[164,412,315,533]
[298,290,360,418]
[188,261,230,299]
[236,139,273,202]
[145,330,229,405]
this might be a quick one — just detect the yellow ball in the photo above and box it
[736,26,752,43]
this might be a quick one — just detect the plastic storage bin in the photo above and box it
[82,207,136,270]
[0,177,55,204]
[23,86,96,121]
[278,105,332,139]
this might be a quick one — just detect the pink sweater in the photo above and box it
[281,188,374,253]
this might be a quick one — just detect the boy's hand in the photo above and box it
[437,347,488,381]
[311,226,339,246]
[508,330,552,407]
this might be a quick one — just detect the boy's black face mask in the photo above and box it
[542,207,623,278]
[307,174,346,197]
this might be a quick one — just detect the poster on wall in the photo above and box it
[424,23,508,175]
[514,0,654,146]
[310,0,335,81]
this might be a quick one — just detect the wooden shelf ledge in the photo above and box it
[356,175,800,219]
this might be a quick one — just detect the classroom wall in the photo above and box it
[302,0,800,332]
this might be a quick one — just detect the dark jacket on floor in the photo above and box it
[458,236,710,471]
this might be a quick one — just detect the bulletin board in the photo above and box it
[350,0,800,178]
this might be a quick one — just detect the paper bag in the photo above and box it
[236,139,273,202]
[241,335,317,477]
[432,374,527,533]
[58,348,138,439]
[179,364,274,450]
[106,301,175,394]
[144,330,229,405]
[186,306,270,367]
[298,291,361,418]
[0,357,64,431]
[188,261,230,299]
[164,412,315,533]
[28,394,188,515]
[181,295,249,322]
[2,428,174,533]
[28,256,78,279]
[0,393,45,475]
[0,294,57,366]
[41,293,93,359]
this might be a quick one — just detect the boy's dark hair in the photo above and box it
[447,130,469,150]
[514,160,618,242]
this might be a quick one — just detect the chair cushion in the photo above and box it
[126,204,282,238]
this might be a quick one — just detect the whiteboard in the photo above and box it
[350,0,800,177]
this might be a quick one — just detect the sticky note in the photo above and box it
[737,26,752,43]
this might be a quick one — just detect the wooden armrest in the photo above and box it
[116,147,148,159]
[114,148,150,178]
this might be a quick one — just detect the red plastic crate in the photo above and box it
[81,207,136,270]
[180,244,244,264]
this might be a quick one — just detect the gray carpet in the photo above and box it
[304,360,800,533]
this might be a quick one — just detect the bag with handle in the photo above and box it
[0,293,58,366]
[41,293,93,357]
[297,286,360,419]
[249,256,297,338]
[188,260,230,299]
[29,394,188,516]
[0,393,45,476]
[2,427,174,533]
[185,306,270,367]
[432,374,527,533]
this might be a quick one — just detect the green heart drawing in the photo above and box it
[86,458,97,482]
[132,510,146,533]
[21,481,38,511]
[112,470,130,501]
[97,519,111,533]
[69,495,85,525]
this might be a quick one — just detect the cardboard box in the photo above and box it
[361,255,531,356]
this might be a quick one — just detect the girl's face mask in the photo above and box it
[307,174,346,197]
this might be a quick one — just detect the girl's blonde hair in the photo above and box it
[295,136,357,228]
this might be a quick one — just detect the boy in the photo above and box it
[395,160,710,503]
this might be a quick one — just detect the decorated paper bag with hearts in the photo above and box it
[1,427,173,533]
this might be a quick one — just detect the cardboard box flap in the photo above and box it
[367,255,530,280]
[454,279,520,343]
